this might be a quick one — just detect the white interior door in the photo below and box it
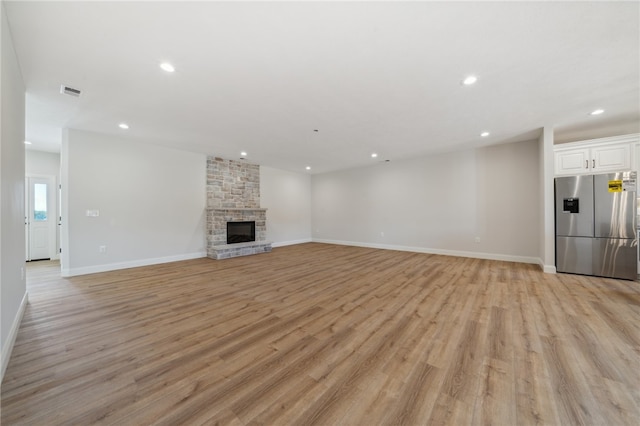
[26,177,52,260]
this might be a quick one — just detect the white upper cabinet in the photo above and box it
[591,143,630,171]
[555,148,591,175]
[554,134,638,176]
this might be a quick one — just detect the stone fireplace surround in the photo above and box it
[206,157,272,260]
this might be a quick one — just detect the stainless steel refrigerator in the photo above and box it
[555,171,637,280]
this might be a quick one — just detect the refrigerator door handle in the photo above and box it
[592,159,595,168]
[585,160,588,169]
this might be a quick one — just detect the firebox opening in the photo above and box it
[227,221,256,244]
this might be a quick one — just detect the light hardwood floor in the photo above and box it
[2,243,639,425]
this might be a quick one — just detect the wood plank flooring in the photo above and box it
[2,243,639,425]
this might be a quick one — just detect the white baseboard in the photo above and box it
[61,251,206,277]
[312,238,540,265]
[271,238,313,248]
[1,291,28,382]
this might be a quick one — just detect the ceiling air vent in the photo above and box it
[60,85,81,97]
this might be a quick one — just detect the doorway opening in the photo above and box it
[25,175,57,261]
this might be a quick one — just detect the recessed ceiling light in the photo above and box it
[24,141,32,145]
[480,131,490,137]
[240,151,247,157]
[118,123,129,129]
[371,153,378,158]
[590,109,604,115]
[306,166,311,170]
[462,75,478,86]
[160,62,175,73]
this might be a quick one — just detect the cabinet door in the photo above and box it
[591,143,631,172]
[554,148,590,175]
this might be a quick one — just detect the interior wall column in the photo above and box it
[539,126,556,273]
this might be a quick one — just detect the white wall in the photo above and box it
[25,150,60,176]
[311,140,540,263]
[260,166,312,246]
[60,129,207,276]
[1,1,28,380]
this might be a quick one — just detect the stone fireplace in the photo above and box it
[206,157,272,260]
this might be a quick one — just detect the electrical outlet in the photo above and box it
[380,231,385,237]
[99,245,107,253]
[475,237,481,243]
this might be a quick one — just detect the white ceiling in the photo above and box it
[5,1,640,174]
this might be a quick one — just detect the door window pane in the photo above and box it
[34,183,47,221]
